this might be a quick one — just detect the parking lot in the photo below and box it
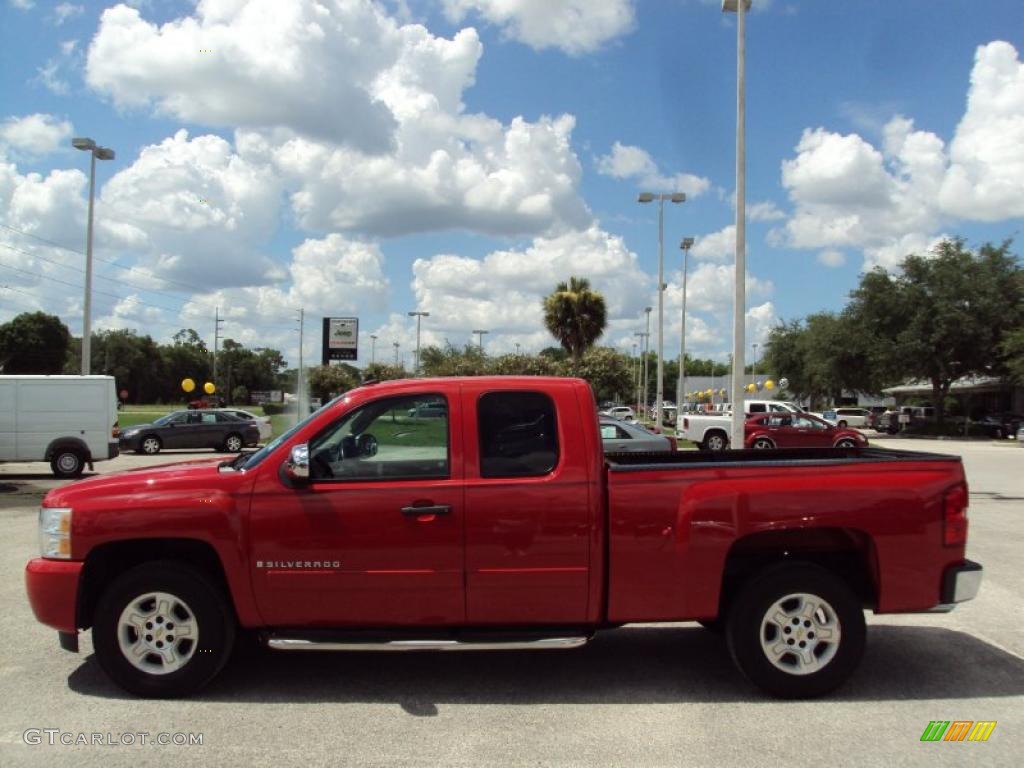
[0,438,1021,767]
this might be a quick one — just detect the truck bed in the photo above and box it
[605,445,961,470]
[602,445,966,623]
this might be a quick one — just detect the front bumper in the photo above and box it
[25,558,83,633]
[926,560,983,613]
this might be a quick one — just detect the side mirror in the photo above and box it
[284,444,309,481]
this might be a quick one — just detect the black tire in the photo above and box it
[140,435,162,455]
[222,433,243,453]
[703,431,729,451]
[834,438,857,449]
[751,437,775,450]
[725,562,865,699]
[92,561,236,698]
[50,447,85,478]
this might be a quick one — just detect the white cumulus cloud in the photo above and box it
[596,141,710,198]
[0,114,73,157]
[442,0,636,55]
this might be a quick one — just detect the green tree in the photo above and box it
[1000,328,1024,385]
[847,238,1023,422]
[566,347,632,403]
[307,364,361,402]
[362,362,409,382]
[543,276,607,366]
[0,312,71,374]
[420,343,488,376]
[489,353,559,376]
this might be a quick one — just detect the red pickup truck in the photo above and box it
[25,376,981,699]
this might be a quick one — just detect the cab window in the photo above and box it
[478,391,558,478]
[308,394,449,481]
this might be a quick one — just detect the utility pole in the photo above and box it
[408,311,429,374]
[213,307,224,385]
[393,341,400,366]
[295,308,304,424]
[472,329,489,351]
[370,334,377,366]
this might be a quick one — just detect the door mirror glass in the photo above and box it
[284,443,309,481]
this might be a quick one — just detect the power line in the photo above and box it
[0,222,214,295]
[0,242,195,312]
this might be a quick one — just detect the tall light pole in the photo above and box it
[642,307,652,421]
[71,137,115,375]
[408,311,429,374]
[723,0,750,448]
[638,192,686,430]
[676,237,695,417]
[472,329,488,351]
[752,342,759,384]
[633,332,647,416]
[631,341,638,410]
[393,341,400,366]
[369,334,377,366]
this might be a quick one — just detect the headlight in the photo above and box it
[122,429,139,437]
[39,507,73,559]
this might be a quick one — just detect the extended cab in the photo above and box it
[25,377,981,699]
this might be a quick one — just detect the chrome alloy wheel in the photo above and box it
[759,592,841,676]
[141,437,161,454]
[117,592,199,675]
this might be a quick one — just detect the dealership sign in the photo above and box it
[322,317,359,363]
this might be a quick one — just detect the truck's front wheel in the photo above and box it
[92,561,235,698]
[726,563,865,698]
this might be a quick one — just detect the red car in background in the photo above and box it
[745,412,868,449]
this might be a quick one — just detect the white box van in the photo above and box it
[0,375,119,477]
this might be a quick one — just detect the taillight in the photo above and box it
[683,417,689,430]
[112,420,120,438]
[943,484,968,547]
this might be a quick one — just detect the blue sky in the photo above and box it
[1,0,1022,370]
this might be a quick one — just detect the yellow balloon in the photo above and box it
[719,388,727,397]
[204,382,216,395]
[746,383,756,393]
[181,378,195,393]
[705,388,713,396]
[764,380,775,390]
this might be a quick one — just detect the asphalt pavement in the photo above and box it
[0,438,1021,767]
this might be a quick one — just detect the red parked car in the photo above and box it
[745,412,868,449]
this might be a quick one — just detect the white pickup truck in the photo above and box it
[679,400,804,450]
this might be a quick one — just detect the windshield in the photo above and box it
[237,392,349,471]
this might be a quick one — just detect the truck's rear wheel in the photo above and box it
[93,561,235,698]
[50,447,85,478]
[725,563,865,698]
[703,432,729,451]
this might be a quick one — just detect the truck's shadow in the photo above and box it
[67,625,1024,708]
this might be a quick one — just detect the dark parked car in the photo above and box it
[975,412,1023,438]
[119,410,260,455]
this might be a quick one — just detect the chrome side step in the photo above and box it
[266,635,589,652]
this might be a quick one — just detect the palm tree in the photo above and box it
[543,276,608,366]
